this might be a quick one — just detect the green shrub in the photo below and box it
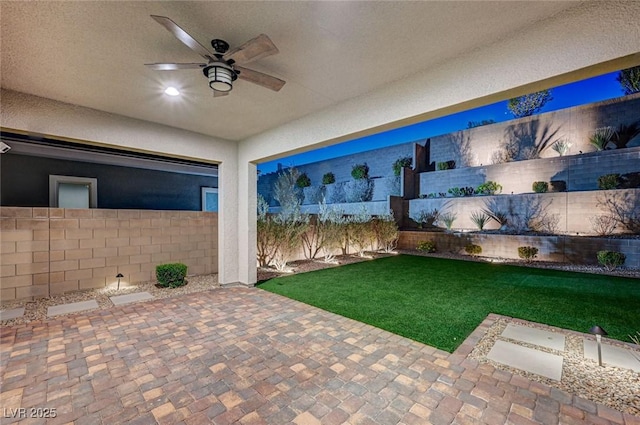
[470,211,490,230]
[465,244,482,256]
[517,246,538,262]
[156,263,188,288]
[437,160,455,171]
[597,174,621,190]
[295,173,311,188]
[392,157,412,176]
[532,181,549,193]
[322,172,335,185]
[417,241,436,253]
[351,163,369,180]
[476,181,502,195]
[597,251,626,271]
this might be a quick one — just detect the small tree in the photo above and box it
[507,90,553,118]
[617,65,640,95]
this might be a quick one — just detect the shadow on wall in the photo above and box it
[493,119,562,164]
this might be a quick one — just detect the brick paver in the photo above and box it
[0,288,636,424]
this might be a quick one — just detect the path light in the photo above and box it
[116,273,124,290]
[589,325,608,367]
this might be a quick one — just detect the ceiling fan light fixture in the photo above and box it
[206,63,234,92]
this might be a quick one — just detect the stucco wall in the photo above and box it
[0,207,218,301]
[0,89,240,285]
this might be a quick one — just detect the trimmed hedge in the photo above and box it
[156,263,188,288]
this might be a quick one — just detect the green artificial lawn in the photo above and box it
[259,254,640,352]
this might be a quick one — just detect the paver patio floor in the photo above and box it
[1,287,637,425]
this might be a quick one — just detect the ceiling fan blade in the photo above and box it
[224,34,278,65]
[151,15,215,61]
[145,63,206,71]
[213,90,229,98]
[235,66,285,92]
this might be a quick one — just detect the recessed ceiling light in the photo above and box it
[164,87,180,96]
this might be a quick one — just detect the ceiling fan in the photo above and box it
[146,15,285,96]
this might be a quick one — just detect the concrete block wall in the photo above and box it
[420,146,640,196]
[429,93,640,167]
[0,207,218,301]
[409,188,640,235]
[397,231,640,268]
[259,143,414,205]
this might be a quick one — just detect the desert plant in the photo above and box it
[411,208,440,228]
[483,198,509,230]
[465,244,482,256]
[551,139,571,156]
[326,181,346,203]
[437,160,455,171]
[257,194,279,267]
[274,168,303,207]
[507,90,553,118]
[156,263,188,288]
[345,179,374,202]
[532,181,549,193]
[597,251,626,271]
[316,200,347,263]
[417,241,436,253]
[470,211,490,230]
[351,163,369,180]
[271,207,309,272]
[448,186,475,197]
[611,121,640,149]
[630,332,640,346]
[302,186,324,205]
[597,174,621,190]
[617,65,640,95]
[439,212,457,231]
[589,215,617,236]
[517,246,538,262]
[295,173,311,188]
[348,208,375,257]
[589,126,615,151]
[373,211,399,253]
[392,156,412,176]
[476,181,502,196]
[322,172,336,185]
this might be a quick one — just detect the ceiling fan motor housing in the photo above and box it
[211,39,230,55]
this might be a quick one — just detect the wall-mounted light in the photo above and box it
[116,273,124,290]
[0,142,11,154]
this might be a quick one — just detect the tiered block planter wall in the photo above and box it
[398,231,640,268]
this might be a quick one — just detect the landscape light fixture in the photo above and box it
[589,325,608,367]
[116,273,124,290]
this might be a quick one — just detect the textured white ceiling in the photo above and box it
[1,1,577,142]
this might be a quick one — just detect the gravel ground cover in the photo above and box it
[470,316,640,416]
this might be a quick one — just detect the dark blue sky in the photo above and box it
[258,71,624,174]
